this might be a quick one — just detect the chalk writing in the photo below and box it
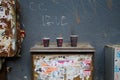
[29,2,47,12]
[29,2,36,11]
[29,0,113,25]
[42,15,68,26]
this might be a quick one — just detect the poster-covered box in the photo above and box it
[105,45,120,80]
[31,43,95,80]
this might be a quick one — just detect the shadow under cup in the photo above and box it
[70,35,78,47]
[42,38,50,47]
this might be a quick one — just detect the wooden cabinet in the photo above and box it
[30,43,95,80]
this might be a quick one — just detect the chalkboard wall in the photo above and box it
[7,0,120,80]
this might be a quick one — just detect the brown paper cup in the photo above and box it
[70,35,78,47]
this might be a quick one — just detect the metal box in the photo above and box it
[105,45,120,80]
[30,43,95,80]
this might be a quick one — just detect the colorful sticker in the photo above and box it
[114,48,120,80]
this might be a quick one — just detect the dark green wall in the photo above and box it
[7,0,120,80]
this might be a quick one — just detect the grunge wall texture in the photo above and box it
[7,0,120,80]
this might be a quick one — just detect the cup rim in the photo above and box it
[43,37,50,39]
[70,35,78,37]
[56,37,63,39]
